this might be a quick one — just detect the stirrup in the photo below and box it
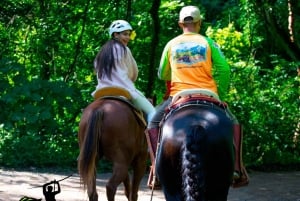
[232,166,249,188]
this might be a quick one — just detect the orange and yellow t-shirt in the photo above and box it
[158,32,230,100]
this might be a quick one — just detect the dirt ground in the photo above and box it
[0,168,300,201]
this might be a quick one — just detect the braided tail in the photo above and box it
[182,125,207,201]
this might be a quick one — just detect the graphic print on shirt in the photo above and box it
[172,42,207,68]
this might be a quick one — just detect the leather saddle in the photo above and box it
[93,86,147,127]
[163,89,228,122]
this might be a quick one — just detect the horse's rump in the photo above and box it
[78,98,147,193]
[156,103,234,201]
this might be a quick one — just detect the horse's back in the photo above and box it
[105,99,146,159]
[156,105,234,201]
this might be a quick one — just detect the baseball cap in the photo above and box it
[179,6,201,23]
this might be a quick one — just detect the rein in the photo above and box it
[29,173,73,189]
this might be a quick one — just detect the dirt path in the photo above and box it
[0,168,300,201]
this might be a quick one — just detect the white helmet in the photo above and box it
[109,20,132,37]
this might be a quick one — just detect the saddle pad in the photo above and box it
[93,87,132,100]
[172,88,220,102]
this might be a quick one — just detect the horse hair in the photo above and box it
[78,108,102,189]
[182,125,207,201]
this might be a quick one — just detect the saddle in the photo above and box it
[93,87,147,127]
[93,86,132,100]
[164,89,228,121]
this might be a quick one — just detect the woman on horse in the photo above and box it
[146,5,249,187]
[92,20,155,122]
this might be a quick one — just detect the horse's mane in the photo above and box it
[182,125,207,201]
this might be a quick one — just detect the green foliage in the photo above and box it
[0,0,299,170]
[0,59,82,167]
[206,24,300,168]
[206,23,251,63]
[229,55,300,168]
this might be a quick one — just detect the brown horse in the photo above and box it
[77,95,148,201]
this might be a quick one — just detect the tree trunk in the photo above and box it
[256,0,300,61]
[146,0,161,99]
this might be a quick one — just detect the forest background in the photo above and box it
[0,0,299,172]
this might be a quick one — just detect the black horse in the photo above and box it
[156,96,234,201]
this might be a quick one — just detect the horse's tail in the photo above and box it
[78,108,103,189]
[182,125,207,201]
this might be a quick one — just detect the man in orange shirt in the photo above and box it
[146,5,248,188]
